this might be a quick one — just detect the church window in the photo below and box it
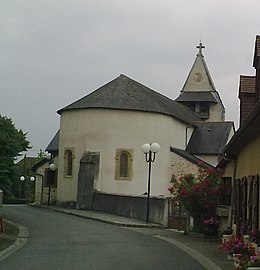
[186,102,195,112]
[119,153,128,177]
[199,102,209,118]
[115,149,133,180]
[64,149,74,177]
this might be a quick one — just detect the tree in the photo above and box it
[168,165,223,232]
[0,115,30,200]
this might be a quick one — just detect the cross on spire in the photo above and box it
[196,41,205,55]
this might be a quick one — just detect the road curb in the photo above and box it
[0,220,28,262]
[54,209,161,228]
[153,235,223,270]
[31,204,162,228]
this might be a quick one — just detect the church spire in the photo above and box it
[180,41,215,92]
[175,42,226,122]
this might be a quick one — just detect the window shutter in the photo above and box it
[45,168,56,187]
[252,175,259,229]
[248,176,253,229]
[242,177,248,226]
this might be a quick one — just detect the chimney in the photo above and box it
[238,75,256,126]
[253,35,260,101]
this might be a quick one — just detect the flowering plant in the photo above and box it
[222,236,240,254]
[238,254,260,270]
[203,217,219,225]
[221,236,255,257]
[250,229,260,244]
[222,227,233,235]
[246,255,260,267]
[168,163,223,231]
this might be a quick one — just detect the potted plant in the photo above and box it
[250,230,260,245]
[233,242,256,269]
[221,236,256,265]
[221,236,240,260]
[242,255,260,269]
[203,217,219,237]
[222,227,233,243]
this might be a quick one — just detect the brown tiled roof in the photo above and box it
[224,100,260,158]
[239,75,255,96]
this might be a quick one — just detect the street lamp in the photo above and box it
[20,176,35,182]
[142,142,160,223]
[46,157,56,206]
[20,175,35,202]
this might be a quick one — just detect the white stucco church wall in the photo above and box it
[57,108,195,203]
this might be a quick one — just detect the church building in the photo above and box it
[35,43,234,226]
[176,42,225,122]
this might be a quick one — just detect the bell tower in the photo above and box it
[176,42,225,122]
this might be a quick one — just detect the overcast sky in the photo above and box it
[1,0,260,157]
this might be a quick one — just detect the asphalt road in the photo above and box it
[1,205,206,270]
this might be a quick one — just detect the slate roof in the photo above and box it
[170,147,213,168]
[176,44,225,112]
[181,50,217,92]
[31,158,49,172]
[58,74,201,125]
[175,92,218,103]
[186,122,234,155]
[45,131,59,152]
[16,157,40,170]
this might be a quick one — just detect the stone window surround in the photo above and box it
[64,148,75,178]
[115,149,133,181]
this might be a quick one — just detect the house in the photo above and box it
[31,157,57,205]
[31,135,59,205]
[36,43,234,226]
[219,35,260,234]
[15,155,40,202]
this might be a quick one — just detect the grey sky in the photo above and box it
[1,0,259,157]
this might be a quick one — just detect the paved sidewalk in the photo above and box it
[35,204,161,228]
[32,204,234,270]
[0,220,28,262]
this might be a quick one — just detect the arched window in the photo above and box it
[119,152,128,177]
[64,149,73,176]
[115,149,133,180]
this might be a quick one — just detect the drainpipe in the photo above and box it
[229,159,237,229]
[185,125,192,147]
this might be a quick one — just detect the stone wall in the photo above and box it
[92,192,169,226]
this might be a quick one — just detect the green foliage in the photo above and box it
[168,165,223,231]
[37,149,46,159]
[0,115,30,201]
[0,115,30,163]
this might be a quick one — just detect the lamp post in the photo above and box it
[45,152,57,205]
[142,142,160,223]
[20,175,35,203]
[47,162,56,206]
